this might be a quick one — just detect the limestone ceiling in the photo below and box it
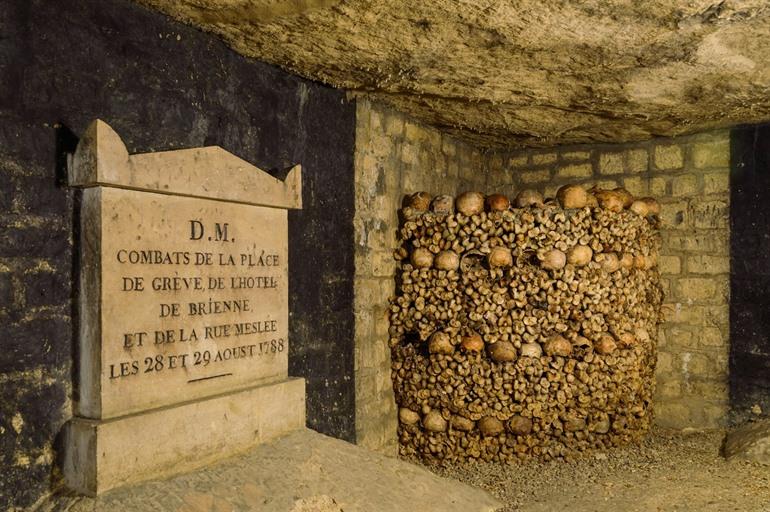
[140,0,770,148]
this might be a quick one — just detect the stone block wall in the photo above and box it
[488,132,731,428]
[0,152,73,510]
[353,99,486,452]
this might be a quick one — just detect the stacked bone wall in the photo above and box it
[354,99,487,453]
[391,191,663,462]
[354,114,731,453]
[488,132,730,428]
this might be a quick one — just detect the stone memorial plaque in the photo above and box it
[63,120,306,495]
[81,187,288,418]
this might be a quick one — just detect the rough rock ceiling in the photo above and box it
[140,0,770,148]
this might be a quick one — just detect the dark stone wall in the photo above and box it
[730,124,770,421]
[0,0,355,508]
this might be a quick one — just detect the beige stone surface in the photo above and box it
[62,378,306,496]
[598,153,624,175]
[79,186,289,418]
[138,1,770,148]
[520,169,551,184]
[653,144,685,170]
[724,419,770,465]
[627,149,649,173]
[47,428,500,511]
[71,120,302,209]
[352,100,488,453]
[555,163,593,179]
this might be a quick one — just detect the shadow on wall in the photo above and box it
[57,125,81,399]
[730,123,770,422]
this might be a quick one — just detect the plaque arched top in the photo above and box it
[69,119,302,210]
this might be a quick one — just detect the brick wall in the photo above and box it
[488,131,731,428]
[353,99,487,452]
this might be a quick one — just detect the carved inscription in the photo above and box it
[690,200,729,229]
[90,187,289,417]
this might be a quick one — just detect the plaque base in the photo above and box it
[62,377,305,496]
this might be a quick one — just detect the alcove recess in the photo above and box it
[389,185,663,462]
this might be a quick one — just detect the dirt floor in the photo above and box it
[33,427,770,512]
[431,428,770,512]
[35,429,498,512]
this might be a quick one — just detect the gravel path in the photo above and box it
[428,428,770,511]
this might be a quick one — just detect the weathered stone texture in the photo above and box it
[38,429,501,512]
[0,151,74,511]
[491,131,731,429]
[353,100,487,452]
[139,0,770,148]
[724,419,770,466]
